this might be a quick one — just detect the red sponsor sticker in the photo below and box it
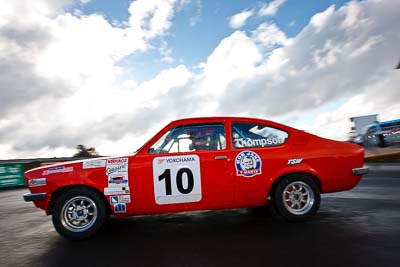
[107,158,128,164]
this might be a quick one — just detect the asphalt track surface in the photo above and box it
[1,163,399,267]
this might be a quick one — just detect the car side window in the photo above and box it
[148,123,226,154]
[232,122,288,148]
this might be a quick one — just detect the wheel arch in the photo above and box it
[48,185,111,216]
[268,171,322,199]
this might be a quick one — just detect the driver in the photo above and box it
[189,131,210,151]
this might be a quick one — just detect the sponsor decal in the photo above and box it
[109,195,131,204]
[106,164,127,176]
[107,158,128,165]
[108,174,129,187]
[106,158,129,187]
[119,195,131,203]
[106,158,128,176]
[82,160,106,169]
[235,151,262,178]
[164,156,196,164]
[156,158,166,164]
[288,158,303,165]
[114,203,126,213]
[153,155,202,205]
[104,186,130,195]
[110,196,119,204]
[234,137,285,148]
[42,166,73,176]
[28,178,46,187]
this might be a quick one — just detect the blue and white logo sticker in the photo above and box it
[114,203,126,213]
[110,196,119,204]
[235,151,262,178]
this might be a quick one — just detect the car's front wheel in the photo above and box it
[273,174,320,221]
[51,187,108,240]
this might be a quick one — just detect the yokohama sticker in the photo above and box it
[235,151,262,178]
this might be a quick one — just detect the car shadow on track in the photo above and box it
[31,204,382,267]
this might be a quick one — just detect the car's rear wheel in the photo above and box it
[51,187,107,240]
[273,174,320,221]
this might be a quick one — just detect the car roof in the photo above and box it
[171,116,272,124]
[169,116,295,132]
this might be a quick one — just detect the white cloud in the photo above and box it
[0,0,186,157]
[1,0,400,158]
[307,72,400,140]
[340,0,364,30]
[128,0,177,40]
[313,39,342,68]
[258,0,285,17]
[199,31,262,98]
[310,5,335,32]
[216,0,400,136]
[350,35,384,58]
[252,23,289,48]
[228,9,253,29]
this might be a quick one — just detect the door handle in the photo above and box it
[214,155,228,160]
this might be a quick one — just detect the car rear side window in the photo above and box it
[232,122,288,148]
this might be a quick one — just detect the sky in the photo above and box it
[0,0,399,159]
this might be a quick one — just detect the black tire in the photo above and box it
[51,187,108,240]
[377,134,387,148]
[273,174,320,222]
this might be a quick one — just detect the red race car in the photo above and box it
[23,117,368,240]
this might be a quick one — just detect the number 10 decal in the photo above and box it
[153,155,202,204]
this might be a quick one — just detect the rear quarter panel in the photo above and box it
[258,130,364,197]
[285,134,364,193]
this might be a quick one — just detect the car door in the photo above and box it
[229,120,290,205]
[131,122,234,215]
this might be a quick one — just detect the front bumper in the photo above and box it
[23,193,46,202]
[352,167,369,176]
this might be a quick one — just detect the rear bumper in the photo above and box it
[23,193,46,202]
[352,167,369,176]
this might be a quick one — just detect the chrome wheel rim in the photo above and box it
[283,181,314,215]
[61,196,98,232]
